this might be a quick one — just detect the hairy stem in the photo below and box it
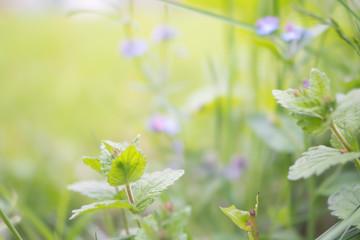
[330,122,360,171]
[125,184,141,228]
[125,184,135,206]
[0,207,23,240]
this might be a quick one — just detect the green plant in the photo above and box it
[220,194,259,240]
[68,135,187,239]
[273,68,360,239]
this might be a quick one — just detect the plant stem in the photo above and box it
[330,122,360,171]
[120,209,130,236]
[225,0,236,164]
[249,214,259,240]
[125,184,141,228]
[0,207,23,240]
[155,0,256,32]
[338,0,360,22]
[125,184,136,206]
[307,177,315,240]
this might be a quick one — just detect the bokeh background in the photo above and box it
[1,0,360,239]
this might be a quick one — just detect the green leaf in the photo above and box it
[248,114,297,153]
[328,184,360,227]
[69,200,138,220]
[317,185,360,240]
[273,69,335,135]
[288,146,360,180]
[98,140,131,175]
[135,206,191,240]
[83,157,102,174]
[102,141,119,156]
[272,88,323,117]
[291,113,329,135]
[307,67,332,100]
[330,89,360,150]
[220,205,251,231]
[133,169,185,214]
[107,146,146,186]
[219,194,259,232]
[67,181,121,201]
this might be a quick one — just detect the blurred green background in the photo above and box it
[1,0,360,239]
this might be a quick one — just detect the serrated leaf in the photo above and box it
[107,146,146,186]
[272,89,323,117]
[67,181,121,201]
[220,194,259,232]
[308,67,332,100]
[328,184,360,227]
[69,200,138,220]
[273,69,335,135]
[330,89,360,150]
[102,140,119,155]
[132,134,141,146]
[99,140,130,175]
[135,206,190,240]
[288,146,360,180]
[248,114,296,153]
[83,157,102,174]
[291,113,329,135]
[133,169,184,213]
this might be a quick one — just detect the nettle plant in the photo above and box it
[273,69,360,239]
[68,135,188,239]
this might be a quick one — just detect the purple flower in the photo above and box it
[152,24,177,44]
[281,23,304,41]
[303,78,310,89]
[148,115,181,136]
[119,38,148,59]
[256,16,279,35]
[222,155,247,180]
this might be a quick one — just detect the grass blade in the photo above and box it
[155,0,256,32]
[0,207,23,240]
[338,0,360,22]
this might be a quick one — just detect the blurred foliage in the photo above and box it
[0,0,359,239]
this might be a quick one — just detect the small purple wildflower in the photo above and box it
[256,16,279,35]
[152,24,177,44]
[281,23,304,42]
[303,78,310,89]
[119,38,148,59]
[222,155,247,180]
[148,115,181,136]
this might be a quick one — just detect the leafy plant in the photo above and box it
[68,136,185,238]
[274,68,360,239]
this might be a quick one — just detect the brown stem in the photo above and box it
[125,184,135,206]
